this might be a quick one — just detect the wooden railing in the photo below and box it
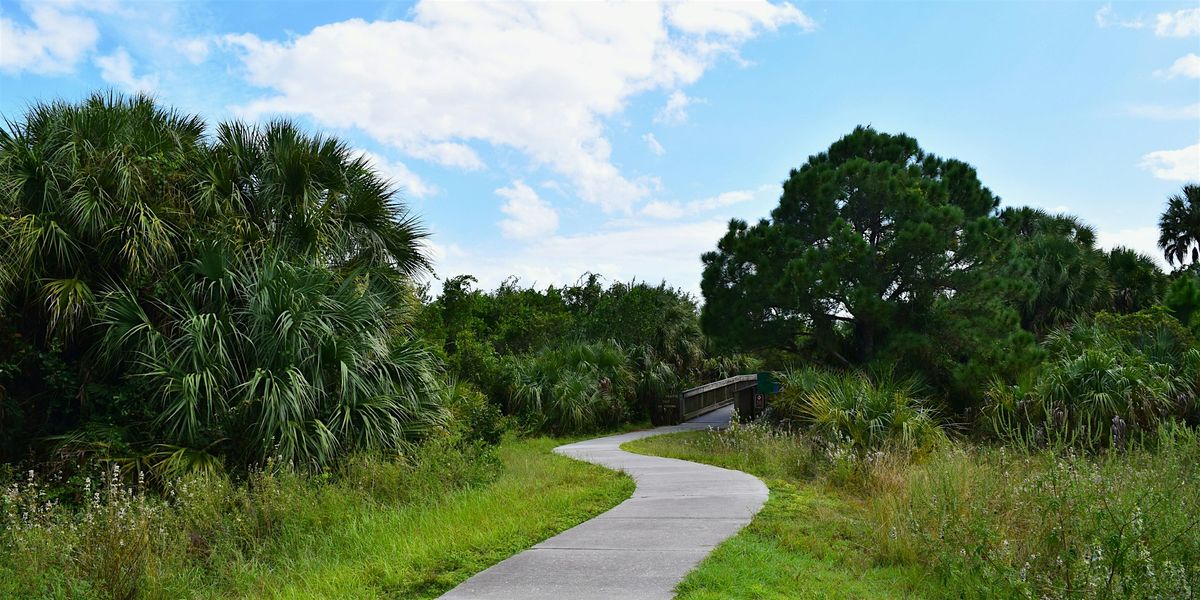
[677,374,758,422]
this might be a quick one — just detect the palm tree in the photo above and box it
[0,92,206,337]
[1159,184,1200,268]
[1,92,441,471]
[999,207,1110,335]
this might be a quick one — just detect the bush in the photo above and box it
[504,340,636,434]
[982,309,1198,449]
[869,425,1200,598]
[440,379,505,446]
[773,367,945,456]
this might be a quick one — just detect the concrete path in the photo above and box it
[440,404,768,600]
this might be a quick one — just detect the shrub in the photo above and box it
[440,379,505,446]
[773,366,945,455]
[504,340,635,433]
[982,309,1198,449]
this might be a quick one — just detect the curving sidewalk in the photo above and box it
[439,404,768,600]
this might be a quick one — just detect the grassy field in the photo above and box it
[625,422,1200,599]
[623,427,932,599]
[224,437,633,599]
[1,436,634,599]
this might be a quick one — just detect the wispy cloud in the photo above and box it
[1128,102,1200,120]
[1155,7,1200,37]
[0,2,100,75]
[94,47,157,92]
[1140,143,1200,182]
[498,181,559,240]
[643,132,665,156]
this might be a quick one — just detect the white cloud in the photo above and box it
[1097,226,1168,268]
[1094,4,1146,29]
[643,132,665,156]
[177,37,211,64]
[498,180,559,240]
[668,1,815,37]
[1156,53,1200,79]
[641,183,776,220]
[433,218,732,296]
[357,150,438,199]
[642,200,686,219]
[224,2,811,214]
[1155,7,1200,37]
[655,90,695,125]
[1128,102,1200,120]
[94,47,157,92]
[0,2,100,74]
[1140,143,1200,182]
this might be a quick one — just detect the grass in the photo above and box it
[1,435,634,599]
[623,426,932,599]
[625,421,1200,599]
[222,437,633,599]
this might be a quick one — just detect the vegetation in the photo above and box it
[627,421,1200,600]
[1,93,437,471]
[773,366,944,455]
[419,273,751,433]
[0,435,632,599]
[1158,184,1200,268]
[2,93,1198,600]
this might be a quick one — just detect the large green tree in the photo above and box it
[1159,184,1200,268]
[700,126,1037,406]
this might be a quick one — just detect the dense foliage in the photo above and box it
[700,127,1040,408]
[419,273,751,432]
[1159,184,1200,268]
[773,367,943,454]
[701,127,1183,415]
[983,309,1199,449]
[0,93,439,471]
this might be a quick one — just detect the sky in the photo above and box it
[2,0,1198,296]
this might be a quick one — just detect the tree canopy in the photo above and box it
[701,127,1044,406]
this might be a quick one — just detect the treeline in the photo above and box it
[702,126,1199,449]
[417,274,758,433]
[0,93,749,478]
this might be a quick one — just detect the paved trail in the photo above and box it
[440,404,768,600]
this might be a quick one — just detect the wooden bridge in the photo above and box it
[650,372,775,425]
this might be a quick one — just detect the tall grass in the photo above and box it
[868,425,1200,598]
[5,429,625,599]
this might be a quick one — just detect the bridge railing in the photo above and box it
[677,374,758,422]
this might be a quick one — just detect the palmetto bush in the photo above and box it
[773,366,944,454]
[96,255,444,470]
[0,92,440,471]
[504,340,635,434]
[982,309,1198,449]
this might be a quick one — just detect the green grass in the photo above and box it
[625,423,1200,599]
[623,429,932,599]
[1,436,634,599]
[220,437,634,599]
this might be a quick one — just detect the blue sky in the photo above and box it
[3,1,1198,295]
